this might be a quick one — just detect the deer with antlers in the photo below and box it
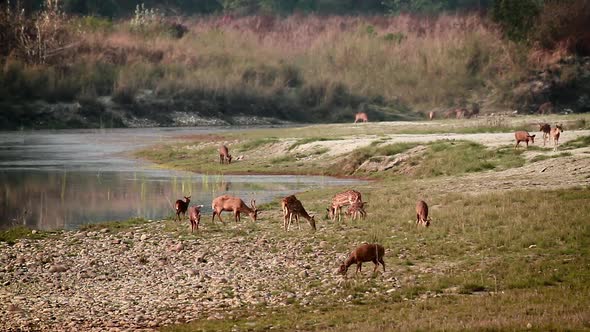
[327,190,363,222]
[281,195,316,231]
[211,195,258,223]
[174,196,191,222]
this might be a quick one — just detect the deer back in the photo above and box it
[332,190,362,207]
[416,200,428,219]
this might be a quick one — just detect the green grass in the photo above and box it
[288,137,335,151]
[78,217,151,232]
[0,226,50,244]
[238,137,279,151]
[562,135,590,149]
[530,152,573,162]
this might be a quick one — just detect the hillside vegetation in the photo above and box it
[1,0,589,129]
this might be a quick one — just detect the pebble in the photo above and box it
[48,264,67,273]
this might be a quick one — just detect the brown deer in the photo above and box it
[443,109,455,119]
[188,205,203,233]
[174,196,191,222]
[514,131,536,149]
[211,195,258,223]
[327,190,362,222]
[550,123,563,151]
[281,195,316,231]
[416,200,431,227]
[455,108,467,119]
[538,101,553,115]
[354,112,368,123]
[345,201,368,221]
[428,111,435,121]
[219,145,232,164]
[538,123,551,146]
[339,243,385,276]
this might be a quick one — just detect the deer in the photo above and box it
[188,205,203,233]
[327,189,362,222]
[538,123,551,146]
[354,112,368,123]
[514,131,535,149]
[345,201,368,221]
[416,200,431,227]
[219,145,232,164]
[339,243,385,276]
[174,196,191,222]
[211,195,258,223]
[550,123,563,151]
[455,108,467,119]
[281,195,316,231]
[428,111,435,121]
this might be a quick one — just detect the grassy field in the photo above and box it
[132,116,590,331]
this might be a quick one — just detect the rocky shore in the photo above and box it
[0,219,402,331]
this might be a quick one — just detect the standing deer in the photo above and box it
[354,112,368,123]
[550,124,563,151]
[188,205,203,233]
[211,195,258,223]
[281,195,316,231]
[345,201,368,220]
[514,131,535,149]
[538,101,553,115]
[339,243,385,276]
[416,200,431,227]
[327,190,362,222]
[538,123,551,146]
[455,108,467,119]
[219,145,232,164]
[174,196,191,222]
[428,111,435,121]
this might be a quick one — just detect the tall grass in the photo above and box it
[1,13,530,122]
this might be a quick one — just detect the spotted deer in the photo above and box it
[416,200,431,227]
[327,190,362,222]
[550,124,563,151]
[345,201,367,220]
[174,196,191,222]
[281,195,316,231]
[514,131,535,149]
[219,145,232,164]
[211,195,257,223]
[354,112,368,123]
[538,123,551,146]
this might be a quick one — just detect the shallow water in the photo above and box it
[0,127,359,230]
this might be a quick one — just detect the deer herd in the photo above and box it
[514,123,564,151]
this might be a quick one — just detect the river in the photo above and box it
[0,127,360,230]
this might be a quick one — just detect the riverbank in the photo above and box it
[2,118,590,331]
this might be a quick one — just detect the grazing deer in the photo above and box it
[339,243,385,276]
[538,123,551,146]
[327,190,362,222]
[174,196,191,222]
[538,101,553,115]
[428,111,435,121]
[188,205,203,233]
[550,123,563,151]
[345,201,368,220]
[211,195,258,223]
[514,131,535,149]
[354,112,368,123]
[415,200,431,227]
[219,145,232,164]
[281,195,316,231]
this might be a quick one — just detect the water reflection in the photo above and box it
[0,128,361,230]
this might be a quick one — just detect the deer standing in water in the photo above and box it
[211,195,258,223]
[415,200,431,227]
[514,131,535,149]
[327,190,363,222]
[188,205,203,233]
[174,196,191,222]
[219,145,232,164]
[354,112,368,123]
[538,123,551,146]
[281,195,316,231]
[550,124,563,151]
